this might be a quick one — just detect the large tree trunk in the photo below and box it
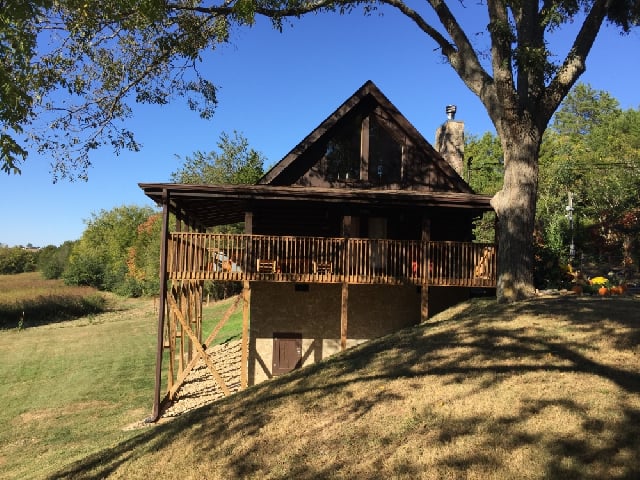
[491,120,542,302]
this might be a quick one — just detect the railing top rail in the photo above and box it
[169,231,495,246]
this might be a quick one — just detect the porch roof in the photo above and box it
[138,183,494,229]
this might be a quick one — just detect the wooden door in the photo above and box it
[272,333,302,375]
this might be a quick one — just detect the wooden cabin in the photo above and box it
[140,81,496,419]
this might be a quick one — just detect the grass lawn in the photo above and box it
[2,278,639,479]
[0,272,107,329]
[202,295,244,345]
[0,294,158,480]
[0,274,242,480]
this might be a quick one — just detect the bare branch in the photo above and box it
[380,0,496,114]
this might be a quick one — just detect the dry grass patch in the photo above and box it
[45,295,640,479]
[0,272,108,328]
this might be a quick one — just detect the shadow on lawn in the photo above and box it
[49,296,640,480]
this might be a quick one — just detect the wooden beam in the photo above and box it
[204,296,241,347]
[244,211,253,235]
[340,282,348,351]
[241,281,251,389]
[360,116,370,181]
[421,217,431,241]
[168,296,241,399]
[167,295,231,396]
[420,285,429,322]
[421,219,432,322]
[148,189,170,423]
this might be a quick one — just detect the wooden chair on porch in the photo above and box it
[257,259,278,273]
[313,261,333,275]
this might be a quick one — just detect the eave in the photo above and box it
[139,183,494,230]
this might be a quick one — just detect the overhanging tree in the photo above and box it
[3,1,638,301]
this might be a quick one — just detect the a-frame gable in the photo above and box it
[258,80,473,193]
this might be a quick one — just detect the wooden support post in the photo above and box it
[149,188,170,423]
[241,281,251,389]
[244,211,253,235]
[340,282,348,351]
[421,216,431,322]
[167,295,231,396]
[421,217,431,241]
[168,296,241,399]
[420,285,429,322]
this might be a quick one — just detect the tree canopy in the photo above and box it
[170,130,265,185]
[63,205,156,294]
[538,85,640,274]
[469,83,640,286]
[2,0,636,180]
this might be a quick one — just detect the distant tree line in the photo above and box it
[0,247,38,274]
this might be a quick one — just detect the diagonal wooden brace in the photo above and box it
[167,295,231,397]
[168,296,240,399]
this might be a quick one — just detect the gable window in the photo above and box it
[322,114,362,181]
[319,112,403,184]
[369,116,402,184]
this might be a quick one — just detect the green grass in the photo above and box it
[0,296,159,480]
[0,290,244,480]
[202,296,244,345]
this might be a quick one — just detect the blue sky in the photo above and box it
[2,6,639,247]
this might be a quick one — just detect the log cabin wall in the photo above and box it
[250,203,342,237]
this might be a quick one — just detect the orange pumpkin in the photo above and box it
[598,286,610,296]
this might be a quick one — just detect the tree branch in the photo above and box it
[166,0,335,19]
[485,0,515,127]
[542,0,610,128]
[379,0,497,117]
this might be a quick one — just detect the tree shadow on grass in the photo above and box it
[48,296,640,479]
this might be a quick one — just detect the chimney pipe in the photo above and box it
[446,105,457,121]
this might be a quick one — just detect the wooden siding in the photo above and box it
[167,233,497,287]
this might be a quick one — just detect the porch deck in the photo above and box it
[168,233,497,287]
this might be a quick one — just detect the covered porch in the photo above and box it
[140,183,497,421]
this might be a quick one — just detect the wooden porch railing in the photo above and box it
[167,233,497,287]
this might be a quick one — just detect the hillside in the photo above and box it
[50,294,640,479]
